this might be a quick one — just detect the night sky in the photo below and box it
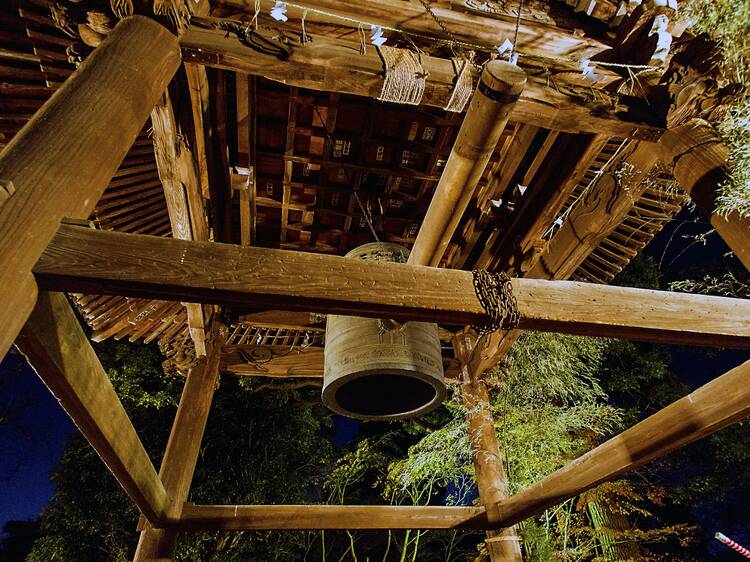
[0,350,73,528]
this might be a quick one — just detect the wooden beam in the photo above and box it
[134,335,223,560]
[181,20,663,140]
[659,119,750,271]
[172,504,488,530]
[454,334,523,561]
[15,292,168,522]
[486,133,611,273]
[222,345,325,378]
[0,16,180,360]
[216,0,612,60]
[35,225,750,348]
[486,358,750,528]
[529,140,660,280]
[409,61,525,267]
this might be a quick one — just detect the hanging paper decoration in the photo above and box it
[496,38,514,55]
[270,1,288,22]
[370,25,387,47]
[517,184,527,195]
[579,59,599,81]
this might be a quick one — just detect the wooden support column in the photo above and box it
[409,61,526,267]
[134,333,224,561]
[486,358,750,528]
[15,292,168,522]
[454,334,523,561]
[0,16,180,360]
[36,225,750,349]
[659,119,750,271]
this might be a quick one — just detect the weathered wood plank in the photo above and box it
[409,61,525,267]
[0,16,180,360]
[487,358,750,528]
[216,0,612,60]
[151,91,210,356]
[15,292,169,522]
[454,333,523,560]
[34,225,750,348]
[173,504,489,530]
[181,22,663,140]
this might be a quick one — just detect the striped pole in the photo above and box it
[716,532,750,558]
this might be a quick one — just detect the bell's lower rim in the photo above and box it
[322,367,447,421]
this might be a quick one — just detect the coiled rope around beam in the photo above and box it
[377,45,428,105]
[444,57,473,113]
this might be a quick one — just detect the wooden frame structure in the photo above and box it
[1,2,749,561]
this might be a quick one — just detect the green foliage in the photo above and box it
[683,0,750,217]
[669,270,750,298]
[26,341,334,562]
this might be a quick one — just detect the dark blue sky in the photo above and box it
[0,350,73,527]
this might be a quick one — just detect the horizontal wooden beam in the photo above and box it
[486,358,750,529]
[216,0,612,60]
[171,504,488,530]
[181,21,663,141]
[15,292,169,523]
[35,226,750,348]
[221,345,462,380]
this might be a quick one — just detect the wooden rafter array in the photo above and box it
[573,164,687,283]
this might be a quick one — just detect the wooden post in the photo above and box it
[15,292,168,523]
[659,119,750,271]
[0,16,180,360]
[487,358,750,528]
[172,504,489,530]
[134,333,224,561]
[409,61,526,267]
[455,334,523,561]
[36,226,750,349]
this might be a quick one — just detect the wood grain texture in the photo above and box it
[181,22,663,140]
[35,226,750,348]
[151,90,210,356]
[487,358,750,528]
[530,140,660,281]
[409,61,525,267]
[217,0,612,60]
[172,504,489,530]
[659,119,750,271]
[15,292,168,522]
[222,345,325,378]
[0,16,180,359]
[134,339,222,559]
[455,334,523,561]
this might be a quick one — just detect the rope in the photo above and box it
[444,57,472,113]
[510,0,523,62]
[353,191,380,242]
[377,45,427,105]
[471,270,519,337]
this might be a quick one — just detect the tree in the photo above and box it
[27,341,334,561]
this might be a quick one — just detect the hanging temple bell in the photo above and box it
[322,243,446,421]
